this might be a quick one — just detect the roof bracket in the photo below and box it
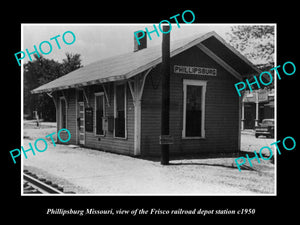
[82,88,89,107]
[61,90,69,108]
[46,92,53,98]
[46,92,57,109]
[127,80,135,102]
[101,84,111,107]
[138,68,151,100]
[127,67,152,105]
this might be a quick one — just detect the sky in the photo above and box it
[22,24,233,66]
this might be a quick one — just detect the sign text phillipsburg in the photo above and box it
[174,65,217,76]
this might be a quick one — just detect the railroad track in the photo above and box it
[23,170,68,194]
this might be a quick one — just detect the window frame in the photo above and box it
[182,79,207,139]
[94,92,106,137]
[114,82,127,139]
[59,96,67,130]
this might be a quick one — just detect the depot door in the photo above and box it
[77,101,85,145]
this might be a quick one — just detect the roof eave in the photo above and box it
[31,74,131,94]
[31,31,261,94]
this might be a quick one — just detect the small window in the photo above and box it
[114,83,126,138]
[60,97,67,129]
[183,80,206,138]
[95,93,105,135]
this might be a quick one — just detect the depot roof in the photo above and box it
[31,31,261,94]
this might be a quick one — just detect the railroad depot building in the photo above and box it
[31,31,260,157]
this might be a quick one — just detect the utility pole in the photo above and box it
[160,25,171,165]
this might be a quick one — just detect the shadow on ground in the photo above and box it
[139,150,273,172]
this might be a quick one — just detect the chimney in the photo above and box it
[134,31,147,52]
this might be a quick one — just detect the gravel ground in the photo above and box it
[241,130,275,155]
[22,121,275,195]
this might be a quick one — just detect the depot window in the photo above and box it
[182,80,206,138]
[95,92,105,136]
[114,83,127,138]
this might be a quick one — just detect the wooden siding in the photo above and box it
[55,83,135,155]
[141,46,240,156]
[83,83,134,155]
[55,45,241,157]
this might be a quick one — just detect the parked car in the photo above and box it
[255,119,274,138]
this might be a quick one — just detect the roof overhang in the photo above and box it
[31,31,261,94]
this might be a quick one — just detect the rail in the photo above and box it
[23,173,64,194]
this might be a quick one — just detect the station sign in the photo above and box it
[159,135,174,145]
[174,65,217,76]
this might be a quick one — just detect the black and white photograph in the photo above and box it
[21,23,276,195]
[4,5,298,220]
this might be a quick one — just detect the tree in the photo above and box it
[226,25,275,68]
[24,53,82,121]
[61,52,82,74]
